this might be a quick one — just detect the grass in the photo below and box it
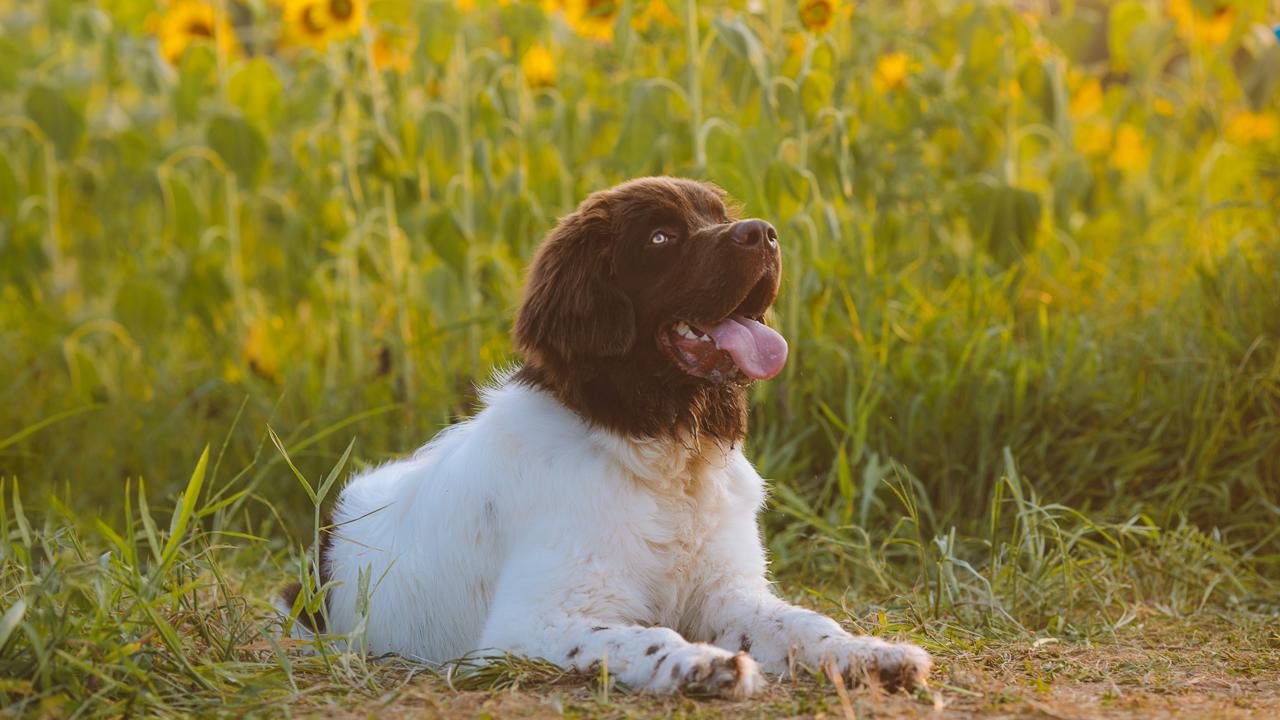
[1,436,1275,716]
[3,0,1280,716]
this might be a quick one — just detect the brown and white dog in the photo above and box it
[279,177,931,697]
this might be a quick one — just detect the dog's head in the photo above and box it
[514,177,786,441]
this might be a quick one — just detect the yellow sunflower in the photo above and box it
[799,0,846,34]
[320,0,365,41]
[372,25,416,74]
[1167,0,1234,46]
[871,52,913,93]
[282,0,331,48]
[1073,120,1111,157]
[521,43,556,88]
[1226,111,1277,144]
[545,0,618,43]
[1110,124,1149,172]
[147,0,240,65]
[631,0,677,33]
[1068,77,1103,119]
[282,0,365,49]
[1152,97,1176,116]
[242,314,283,383]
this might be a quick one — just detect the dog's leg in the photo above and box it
[477,608,764,697]
[691,579,931,692]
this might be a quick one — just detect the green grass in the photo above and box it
[1,445,1275,716]
[2,0,1280,716]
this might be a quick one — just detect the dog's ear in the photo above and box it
[515,209,635,365]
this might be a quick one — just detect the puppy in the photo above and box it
[279,177,931,697]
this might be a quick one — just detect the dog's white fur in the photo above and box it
[280,376,930,696]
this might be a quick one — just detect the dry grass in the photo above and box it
[259,615,1279,719]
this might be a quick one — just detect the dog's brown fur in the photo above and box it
[513,176,781,443]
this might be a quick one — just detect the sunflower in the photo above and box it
[147,0,240,65]
[871,52,912,93]
[521,43,556,88]
[798,0,845,34]
[282,0,365,49]
[242,314,283,383]
[372,26,416,74]
[1167,0,1234,46]
[1073,120,1111,157]
[545,0,618,42]
[282,0,331,48]
[631,0,677,33]
[321,0,365,40]
[1068,77,1103,119]
[1226,111,1277,144]
[1110,124,1149,172]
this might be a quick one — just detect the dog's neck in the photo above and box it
[511,361,749,445]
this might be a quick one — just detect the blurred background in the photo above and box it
[1,0,1278,579]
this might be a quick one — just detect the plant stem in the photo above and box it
[685,0,704,170]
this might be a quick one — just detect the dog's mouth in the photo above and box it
[657,313,788,383]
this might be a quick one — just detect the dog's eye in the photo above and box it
[650,231,673,245]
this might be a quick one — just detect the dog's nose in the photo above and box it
[730,219,778,248]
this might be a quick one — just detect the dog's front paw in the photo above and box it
[657,644,764,699]
[824,638,932,693]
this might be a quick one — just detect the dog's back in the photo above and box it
[284,380,616,660]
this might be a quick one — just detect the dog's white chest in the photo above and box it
[617,449,742,628]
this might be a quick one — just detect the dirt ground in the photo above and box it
[286,615,1280,719]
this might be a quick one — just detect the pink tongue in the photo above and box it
[704,315,789,380]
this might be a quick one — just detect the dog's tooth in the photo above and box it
[675,322,700,339]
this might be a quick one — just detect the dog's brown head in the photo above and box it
[513,177,786,442]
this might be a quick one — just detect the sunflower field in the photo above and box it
[2,0,1280,717]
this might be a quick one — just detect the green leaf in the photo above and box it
[114,278,171,337]
[419,1,461,66]
[962,175,1042,265]
[425,205,467,276]
[165,173,201,241]
[0,153,18,220]
[1243,44,1280,110]
[0,599,26,652]
[0,405,103,451]
[228,58,284,132]
[499,191,541,256]
[137,478,161,564]
[158,445,209,573]
[712,17,770,93]
[175,43,218,122]
[764,160,810,219]
[98,0,153,32]
[801,70,833,119]
[25,85,85,159]
[499,1,548,58]
[1106,1,1148,73]
[370,0,414,24]
[206,113,267,187]
[269,427,316,505]
[317,437,356,503]
[0,37,20,92]
[140,604,216,691]
[71,6,111,45]
[835,444,854,524]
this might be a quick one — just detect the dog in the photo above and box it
[278,177,931,697]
